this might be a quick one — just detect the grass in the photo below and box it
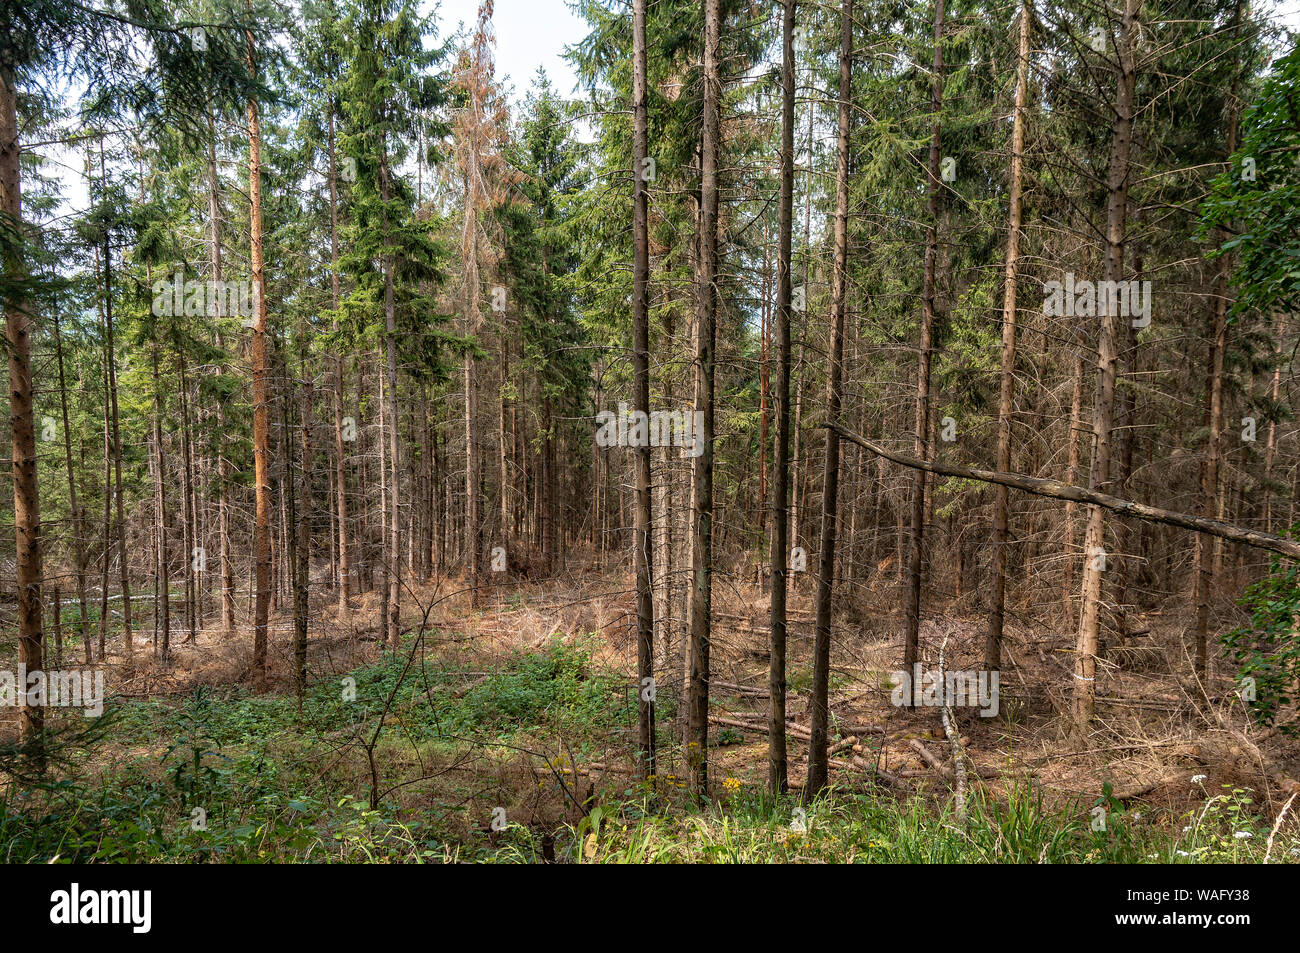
[1,635,1295,863]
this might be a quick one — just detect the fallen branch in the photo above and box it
[711,714,811,739]
[841,754,906,790]
[826,421,1300,559]
[908,738,949,774]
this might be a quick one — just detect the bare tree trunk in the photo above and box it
[1192,0,1242,684]
[1063,341,1085,621]
[498,331,510,544]
[206,129,237,637]
[296,354,312,701]
[247,26,272,682]
[178,348,199,643]
[97,278,111,661]
[52,310,92,663]
[1073,0,1138,725]
[808,0,853,796]
[631,0,657,783]
[1,63,43,753]
[326,108,353,620]
[687,0,722,801]
[767,0,797,797]
[465,212,483,607]
[987,0,1030,671]
[758,220,770,541]
[903,0,945,679]
[98,143,134,672]
[151,338,171,662]
[380,146,401,649]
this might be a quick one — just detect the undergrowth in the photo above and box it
[1,636,1295,863]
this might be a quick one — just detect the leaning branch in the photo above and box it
[825,421,1300,560]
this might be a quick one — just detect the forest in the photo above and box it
[2,0,1300,867]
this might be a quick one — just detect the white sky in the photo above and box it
[431,0,587,102]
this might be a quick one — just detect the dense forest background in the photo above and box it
[2,0,1300,863]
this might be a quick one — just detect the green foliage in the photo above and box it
[557,780,1289,864]
[1200,41,1300,317]
[1223,543,1300,734]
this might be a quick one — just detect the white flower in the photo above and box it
[1233,831,1252,840]
[1176,850,1189,857]
[1182,825,1192,833]
[1191,774,1207,784]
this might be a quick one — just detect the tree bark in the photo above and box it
[903,0,945,679]
[808,0,853,796]
[1192,0,1242,684]
[631,0,657,783]
[687,0,722,801]
[52,310,93,663]
[247,25,273,681]
[768,0,797,797]
[987,0,1030,671]
[1073,0,1138,725]
[380,144,401,649]
[98,143,134,672]
[2,62,44,753]
[296,354,312,701]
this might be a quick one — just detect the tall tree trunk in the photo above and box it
[295,354,312,701]
[987,0,1031,671]
[631,0,657,783]
[381,146,401,649]
[207,128,237,637]
[1,63,43,753]
[498,331,510,543]
[247,25,273,682]
[151,337,171,662]
[1063,339,1085,621]
[903,0,945,679]
[97,272,111,661]
[687,0,722,801]
[807,0,853,795]
[1192,0,1242,684]
[464,198,483,607]
[52,310,92,663]
[99,144,134,671]
[178,347,199,643]
[1112,234,1143,641]
[1073,0,1138,724]
[327,106,353,620]
[768,0,797,797]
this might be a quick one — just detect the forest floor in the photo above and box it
[3,554,1300,862]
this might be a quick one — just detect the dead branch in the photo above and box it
[826,421,1300,559]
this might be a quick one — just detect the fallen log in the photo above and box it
[826,421,1300,560]
[844,754,906,789]
[711,714,812,739]
[908,738,948,774]
[714,680,770,697]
